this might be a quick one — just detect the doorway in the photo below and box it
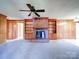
[17,23,24,39]
[76,23,79,39]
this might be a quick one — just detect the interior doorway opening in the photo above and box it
[17,22,24,39]
[76,23,79,39]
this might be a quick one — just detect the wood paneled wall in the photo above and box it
[7,20,24,39]
[57,20,76,39]
[7,17,76,40]
[0,14,7,43]
[7,20,17,39]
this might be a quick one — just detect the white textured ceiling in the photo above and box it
[0,0,79,19]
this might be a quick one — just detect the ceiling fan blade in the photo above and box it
[26,4,32,10]
[26,4,36,11]
[19,10,30,12]
[28,12,32,16]
[36,9,45,12]
[34,12,40,17]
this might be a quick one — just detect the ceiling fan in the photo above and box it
[19,4,45,17]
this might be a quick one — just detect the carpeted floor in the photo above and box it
[0,40,79,59]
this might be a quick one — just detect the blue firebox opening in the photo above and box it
[36,30,46,39]
[35,28,48,39]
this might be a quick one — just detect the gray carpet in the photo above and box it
[0,40,79,59]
